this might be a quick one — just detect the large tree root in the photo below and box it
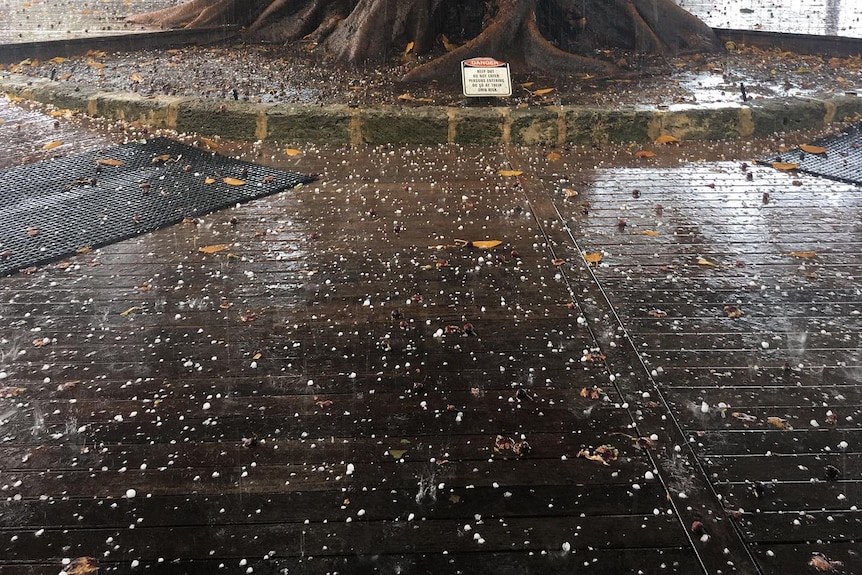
[129,0,721,83]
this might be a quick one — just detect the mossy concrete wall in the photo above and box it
[3,74,862,145]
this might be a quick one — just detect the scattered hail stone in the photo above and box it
[761,341,770,349]
[126,489,136,498]
[700,402,709,413]
[346,463,355,475]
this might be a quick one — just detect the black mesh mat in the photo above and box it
[761,121,862,186]
[0,137,314,276]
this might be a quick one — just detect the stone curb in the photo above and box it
[3,73,861,145]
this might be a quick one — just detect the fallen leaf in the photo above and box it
[130,72,143,83]
[809,553,843,572]
[0,387,27,398]
[552,258,566,266]
[732,412,758,423]
[223,177,246,186]
[440,33,457,52]
[470,240,502,249]
[397,93,414,101]
[564,188,578,198]
[635,150,656,158]
[95,158,124,166]
[26,227,40,237]
[697,257,717,267]
[546,151,562,161]
[772,161,800,171]
[638,230,660,237]
[655,135,680,144]
[648,309,668,318]
[388,449,407,459]
[204,177,216,185]
[583,252,602,264]
[65,557,99,575]
[404,41,414,56]
[199,137,219,149]
[285,148,303,156]
[75,246,92,254]
[789,251,816,259]
[499,169,523,177]
[520,82,535,88]
[42,140,63,150]
[767,416,790,430]
[532,88,554,96]
[151,154,172,163]
[577,445,618,465]
[120,306,144,317]
[56,381,79,392]
[800,144,827,155]
[723,305,744,318]
[50,57,68,64]
[199,244,230,254]
[48,109,72,118]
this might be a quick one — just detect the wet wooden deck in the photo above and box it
[1,100,860,574]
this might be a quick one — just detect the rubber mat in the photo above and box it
[0,137,314,276]
[761,120,862,185]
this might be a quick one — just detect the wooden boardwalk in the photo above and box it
[0,101,860,574]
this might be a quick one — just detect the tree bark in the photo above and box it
[129,0,721,82]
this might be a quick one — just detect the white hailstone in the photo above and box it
[761,341,770,349]
[202,402,211,410]
[126,489,136,499]
[645,471,655,480]
[562,542,571,553]
[307,379,314,386]
[346,463,355,475]
[357,509,365,517]
[0,371,7,380]
[700,402,709,413]
[250,361,258,369]
[838,441,849,449]
[700,534,710,543]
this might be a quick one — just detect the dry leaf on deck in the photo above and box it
[198,244,230,254]
[388,449,407,459]
[809,552,844,572]
[766,416,790,429]
[546,151,562,161]
[204,177,216,185]
[564,188,579,198]
[404,41,414,56]
[789,251,816,259]
[638,230,660,237]
[772,161,800,171]
[470,240,502,249]
[723,305,743,318]
[120,306,144,317]
[95,158,124,167]
[655,135,680,144]
[800,144,827,155]
[130,73,143,83]
[577,445,618,465]
[584,252,602,264]
[697,257,717,267]
[199,137,219,149]
[532,88,554,96]
[648,309,668,318]
[499,169,523,177]
[635,150,656,158]
[42,141,63,150]
[65,557,99,575]
[223,177,246,186]
[285,148,303,156]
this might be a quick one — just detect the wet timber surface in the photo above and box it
[1,100,861,575]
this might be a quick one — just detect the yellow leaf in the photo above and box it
[584,252,602,264]
[51,57,67,64]
[404,42,414,56]
[86,60,105,70]
[564,188,578,198]
[520,82,535,88]
[95,158,124,166]
[48,109,72,117]
[130,73,143,83]
[388,449,407,459]
[499,170,523,177]
[151,154,172,163]
[222,177,246,186]
[546,151,562,161]
[284,148,302,156]
[789,251,816,259]
[120,306,144,317]
[42,141,63,150]
[470,240,502,249]
[766,416,789,430]
[638,230,660,237]
[697,257,717,267]
[532,88,554,96]
[635,150,656,158]
[198,244,230,254]
[772,161,800,171]
[199,137,219,149]
[800,144,827,155]
[397,93,414,101]
[440,34,457,52]
[65,557,99,575]
[204,177,216,185]
[655,135,680,144]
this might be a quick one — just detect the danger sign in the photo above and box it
[461,58,512,97]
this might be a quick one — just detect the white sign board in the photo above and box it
[461,57,512,97]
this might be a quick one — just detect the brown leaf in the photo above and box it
[577,445,618,465]
[199,137,219,149]
[285,148,303,156]
[120,306,144,317]
[583,252,602,264]
[499,169,523,177]
[809,553,843,572]
[697,257,717,267]
[563,188,579,198]
[26,227,40,237]
[655,135,680,144]
[546,151,562,161]
[635,150,656,158]
[222,177,246,186]
[732,412,758,423]
[95,158,124,167]
[772,161,800,171]
[404,41,414,56]
[130,72,143,83]
[204,177,216,185]
[0,387,27,398]
[532,88,554,96]
[638,230,660,237]
[789,251,816,259]
[648,309,667,318]
[723,305,744,318]
[198,244,229,254]
[66,557,99,575]
[469,240,502,249]
[42,140,63,150]
[800,144,827,155]
[767,416,790,430]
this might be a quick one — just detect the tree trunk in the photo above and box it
[129,0,721,82]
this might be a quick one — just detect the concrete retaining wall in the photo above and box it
[3,73,861,145]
